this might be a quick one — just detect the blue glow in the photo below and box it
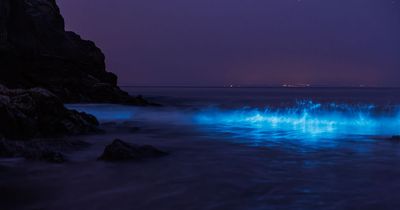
[66,101,400,148]
[66,104,136,122]
[194,101,400,142]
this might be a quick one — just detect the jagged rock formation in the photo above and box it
[0,0,149,104]
[0,84,99,139]
[0,139,66,163]
[98,139,168,161]
[0,138,91,163]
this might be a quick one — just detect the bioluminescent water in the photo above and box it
[11,88,400,210]
[194,101,400,140]
[67,100,400,148]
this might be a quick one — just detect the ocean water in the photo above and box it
[3,87,400,210]
[65,87,400,209]
[68,87,400,149]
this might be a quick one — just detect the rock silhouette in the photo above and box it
[0,84,98,139]
[0,0,151,105]
[99,139,168,161]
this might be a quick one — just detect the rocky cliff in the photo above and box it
[0,0,149,104]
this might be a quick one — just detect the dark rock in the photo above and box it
[36,139,91,151]
[389,136,400,142]
[129,127,141,133]
[0,0,153,105]
[0,139,66,163]
[99,139,168,161]
[23,149,65,163]
[0,84,99,139]
[0,138,18,157]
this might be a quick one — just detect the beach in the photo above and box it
[2,87,400,210]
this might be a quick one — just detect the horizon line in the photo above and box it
[119,85,400,89]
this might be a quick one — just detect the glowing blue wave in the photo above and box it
[194,101,400,140]
[66,101,400,144]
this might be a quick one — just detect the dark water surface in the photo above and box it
[2,87,400,210]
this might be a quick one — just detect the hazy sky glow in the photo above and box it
[58,0,400,86]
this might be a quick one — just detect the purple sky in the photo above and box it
[58,0,400,86]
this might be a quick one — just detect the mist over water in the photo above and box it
[9,87,400,210]
[67,88,400,150]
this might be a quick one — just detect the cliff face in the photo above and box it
[0,0,147,104]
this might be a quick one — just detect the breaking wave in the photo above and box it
[67,101,400,145]
[194,101,400,140]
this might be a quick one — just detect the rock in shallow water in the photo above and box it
[0,139,66,163]
[389,136,400,142]
[99,139,168,161]
[23,149,65,163]
[0,84,99,139]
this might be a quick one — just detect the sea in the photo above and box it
[2,87,400,210]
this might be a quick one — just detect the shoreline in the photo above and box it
[2,118,400,210]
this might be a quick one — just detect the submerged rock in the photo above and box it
[0,0,153,105]
[389,136,400,142]
[0,138,17,157]
[99,139,168,161]
[23,149,65,163]
[0,84,99,139]
[129,127,141,133]
[0,139,67,163]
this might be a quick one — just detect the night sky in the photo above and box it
[58,0,400,87]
